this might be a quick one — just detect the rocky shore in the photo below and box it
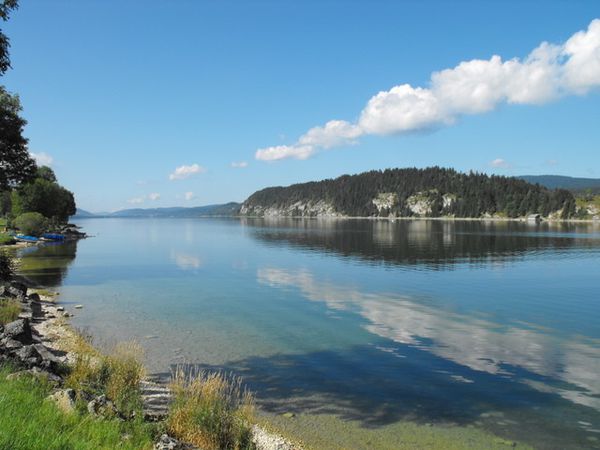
[0,278,299,450]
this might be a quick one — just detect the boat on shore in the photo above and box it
[41,233,66,241]
[15,235,39,243]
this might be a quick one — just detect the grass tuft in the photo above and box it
[105,342,145,416]
[0,298,21,325]
[167,367,256,450]
[65,335,145,417]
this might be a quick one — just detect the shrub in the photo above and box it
[167,368,256,450]
[0,251,14,280]
[0,299,20,325]
[0,233,15,245]
[14,212,48,236]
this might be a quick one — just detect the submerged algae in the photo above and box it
[258,412,529,450]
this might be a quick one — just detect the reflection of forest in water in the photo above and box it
[244,218,600,268]
[16,241,78,287]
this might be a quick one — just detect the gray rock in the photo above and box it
[15,345,43,366]
[31,301,44,319]
[154,434,193,450]
[87,394,118,418]
[17,312,33,321]
[5,370,31,381]
[29,366,63,384]
[6,367,62,385]
[9,281,28,296]
[46,388,76,414]
[1,337,24,351]
[33,343,62,371]
[2,319,33,344]
[0,285,10,298]
[0,282,28,300]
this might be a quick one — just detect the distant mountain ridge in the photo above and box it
[519,175,600,193]
[73,202,241,218]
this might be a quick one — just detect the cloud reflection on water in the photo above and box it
[257,267,600,411]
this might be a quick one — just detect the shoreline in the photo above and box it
[74,214,600,224]
[237,214,600,223]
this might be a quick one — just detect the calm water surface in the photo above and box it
[18,218,600,449]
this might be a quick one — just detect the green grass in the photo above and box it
[0,365,155,450]
[0,298,21,325]
[0,233,15,245]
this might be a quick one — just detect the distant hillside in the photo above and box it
[241,167,578,219]
[73,208,96,217]
[73,203,241,218]
[519,175,600,193]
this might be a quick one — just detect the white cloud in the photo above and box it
[169,163,206,180]
[490,158,512,169]
[563,19,600,93]
[255,144,316,161]
[299,120,363,148]
[127,196,145,204]
[148,192,160,201]
[359,85,448,134]
[231,161,249,168]
[256,18,600,162]
[184,191,195,201]
[30,152,54,167]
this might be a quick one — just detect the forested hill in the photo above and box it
[241,167,578,219]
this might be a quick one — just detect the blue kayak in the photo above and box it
[42,233,65,241]
[15,235,39,242]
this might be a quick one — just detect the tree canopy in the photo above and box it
[0,0,18,75]
[0,86,36,189]
[11,167,76,221]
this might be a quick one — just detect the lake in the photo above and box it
[17,218,600,449]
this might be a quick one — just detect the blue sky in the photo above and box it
[3,1,599,212]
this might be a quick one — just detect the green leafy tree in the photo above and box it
[14,211,47,236]
[1,86,36,189]
[12,170,76,221]
[0,0,18,75]
[36,165,57,182]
